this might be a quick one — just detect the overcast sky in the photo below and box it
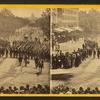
[0,8,44,18]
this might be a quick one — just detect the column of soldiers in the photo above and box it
[0,38,50,73]
[52,40,99,69]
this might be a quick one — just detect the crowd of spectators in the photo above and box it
[0,84,50,94]
[52,40,98,69]
[52,85,100,94]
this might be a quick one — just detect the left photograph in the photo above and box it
[0,8,50,94]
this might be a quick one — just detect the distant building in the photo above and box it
[52,8,82,50]
[52,8,79,29]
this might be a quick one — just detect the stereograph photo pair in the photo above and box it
[0,7,99,94]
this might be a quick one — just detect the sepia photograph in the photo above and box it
[51,8,100,94]
[0,8,50,94]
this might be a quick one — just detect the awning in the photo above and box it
[53,28,65,33]
[73,27,83,31]
[60,27,73,32]
[54,27,83,33]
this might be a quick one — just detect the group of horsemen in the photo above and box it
[52,40,100,69]
[0,38,50,73]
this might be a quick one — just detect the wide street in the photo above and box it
[51,56,100,89]
[0,57,49,87]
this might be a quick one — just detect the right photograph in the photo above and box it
[51,8,100,94]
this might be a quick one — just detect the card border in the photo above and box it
[0,4,99,96]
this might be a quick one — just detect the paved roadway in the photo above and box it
[51,57,100,90]
[0,57,49,87]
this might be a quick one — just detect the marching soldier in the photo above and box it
[10,46,13,58]
[38,58,44,73]
[13,47,15,58]
[30,50,33,60]
[0,47,2,57]
[5,48,8,57]
[15,47,18,58]
[18,54,23,66]
[34,55,39,69]
[88,48,92,57]
[0,47,3,57]
[24,54,29,67]
[93,49,96,58]
[97,48,100,59]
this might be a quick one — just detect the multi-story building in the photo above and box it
[52,8,81,51]
[52,8,79,30]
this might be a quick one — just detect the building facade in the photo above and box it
[52,8,79,29]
